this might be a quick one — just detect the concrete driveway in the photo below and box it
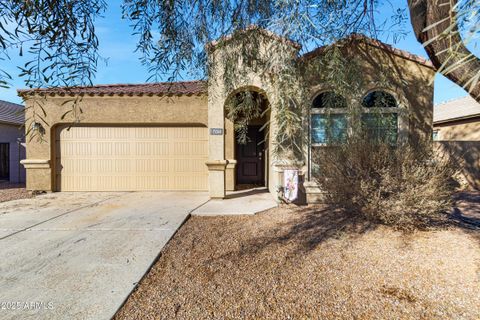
[0,192,208,320]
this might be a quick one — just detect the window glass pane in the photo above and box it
[312,92,347,109]
[361,113,398,144]
[311,114,348,144]
[311,114,328,143]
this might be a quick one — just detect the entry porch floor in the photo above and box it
[191,187,278,216]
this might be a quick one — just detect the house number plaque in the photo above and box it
[210,128,224,135]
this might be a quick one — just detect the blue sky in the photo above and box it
[0,1,470,105]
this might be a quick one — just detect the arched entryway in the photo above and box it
[224,88,271,191]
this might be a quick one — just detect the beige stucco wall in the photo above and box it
[302,42,435,143]
[23,94,208,191]
[224,118,236,190]
[435,141,480,190]
[301,42,435,202]
[434,118,480,141]
[433,120,480,191]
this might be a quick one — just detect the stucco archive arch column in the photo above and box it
[205,27,302,199]
[206,76,228,198]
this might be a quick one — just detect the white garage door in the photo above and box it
[56,126,208,191]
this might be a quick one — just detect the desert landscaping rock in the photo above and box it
[115,204,480,320]
[0,183,33,203]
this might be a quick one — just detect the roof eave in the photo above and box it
[18,91,208,98]
[207,25,302,52]
[433,113,480,125]
[17,81,208,97]
[300,34,435,70]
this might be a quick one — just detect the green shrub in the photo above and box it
[312,138,458,230]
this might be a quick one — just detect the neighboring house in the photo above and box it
[0,100,26,183]
[433,95,480,141]
[433,96,480,189]
[18,27,435,203]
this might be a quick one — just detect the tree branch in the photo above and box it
[408,0,480,101]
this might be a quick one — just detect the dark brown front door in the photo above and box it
[0,143,9,180]
[236,126,265,185]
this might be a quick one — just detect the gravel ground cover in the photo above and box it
[0,182,33,203]
[115,198,480,320]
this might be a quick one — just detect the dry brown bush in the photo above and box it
[312,138,458,230]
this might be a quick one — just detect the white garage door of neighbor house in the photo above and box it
[56,126,208,191]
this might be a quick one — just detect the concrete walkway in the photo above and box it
[191,187,278,216]
[0,192,208,320]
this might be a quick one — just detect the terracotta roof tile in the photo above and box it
[17,33,433,99]
[0,100,24,125]
[18,80,207,97]
[301,33,434,69]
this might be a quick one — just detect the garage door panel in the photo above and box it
[174,141,208,155]
[173,158,206,172]
[56,126,208,191]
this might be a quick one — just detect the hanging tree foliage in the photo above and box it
[1,0,480,144]
[2,1,479,97]
[0,0,106,89]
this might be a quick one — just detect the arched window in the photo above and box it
[362,91,397,108]
[361,91,400,144]
[312,92,348,109]
[310,91,348,145]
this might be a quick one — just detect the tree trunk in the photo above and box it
[408,0,480,101]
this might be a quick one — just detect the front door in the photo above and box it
[236,125,265,185]
[0,143,9,180]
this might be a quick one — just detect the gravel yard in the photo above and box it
[0,182,33,203]
[115,198,480,320]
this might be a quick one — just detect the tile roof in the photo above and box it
[18,80,207,97]
[0,100,24,125]
[301,33,434,69]
[434,95,480,123]
[16,32,433,99]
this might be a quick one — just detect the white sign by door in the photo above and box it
[284,169,299,202]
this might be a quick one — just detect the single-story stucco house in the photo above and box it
[0,100,26,183]
[18,27,435,203]
[433,96,480,189]
[433,95,480,141]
